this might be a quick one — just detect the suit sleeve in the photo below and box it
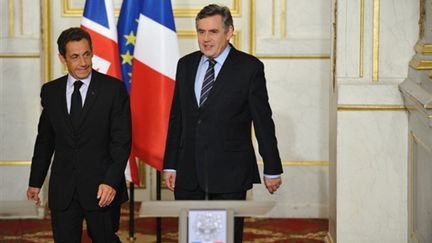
[163,60,183,170]
[29,85,55,188]
[248,60,283,175]
[104,81,132,190]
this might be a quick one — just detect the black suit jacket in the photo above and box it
[29,70,131,211]
[164,46,283,193]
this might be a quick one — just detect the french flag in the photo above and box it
[81,0,121,79]
[130,0,180,171]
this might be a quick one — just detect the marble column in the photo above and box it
[330,0,419,242]
[399,0,432,242]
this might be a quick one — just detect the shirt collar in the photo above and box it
[200,44,232,65]
[67,72,92,88]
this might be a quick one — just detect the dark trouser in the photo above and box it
[50,192,122,243]
[175,186,247,243]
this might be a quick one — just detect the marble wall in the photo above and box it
[331,0,418,242]
[0,0,44,218]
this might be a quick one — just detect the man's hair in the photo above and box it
[57,27,92,57]
[195,4,234,31]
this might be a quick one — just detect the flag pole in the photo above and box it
[156,170,162,243]
[128,182,136,242]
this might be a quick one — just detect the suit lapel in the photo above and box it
[58,76,75,135]
[200,47,238,109]
[187,53,202,110]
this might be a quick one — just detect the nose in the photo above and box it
[203,32,210,41]
[78,56,87,66]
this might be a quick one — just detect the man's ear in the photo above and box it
[58,54,66,65]
[226,26,234,40]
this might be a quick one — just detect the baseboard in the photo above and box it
[266,202,328,218]
[0,201,45,219]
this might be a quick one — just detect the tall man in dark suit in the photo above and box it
[26,28,131,242]
[163,4,283,242]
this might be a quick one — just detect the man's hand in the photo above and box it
[27,187,41,205]
[163,171,176,191]
[97,184,116,207]
[264,177,282,194]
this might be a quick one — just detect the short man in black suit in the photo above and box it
[27,27,131,242]
[163,4,283,242]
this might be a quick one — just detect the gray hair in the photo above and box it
[195,4,234,31]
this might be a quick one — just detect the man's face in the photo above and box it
[59,39,93,80]
[197,15,233,58]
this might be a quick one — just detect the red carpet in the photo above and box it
[0,203,328,242]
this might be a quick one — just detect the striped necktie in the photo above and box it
[199,59,216,106]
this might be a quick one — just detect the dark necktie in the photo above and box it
[199,59,216,106]
[70,80,83,130]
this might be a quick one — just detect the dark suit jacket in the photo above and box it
[164,46,283,194]
[29,70,131,211]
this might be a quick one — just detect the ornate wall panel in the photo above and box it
[251,0,331,58]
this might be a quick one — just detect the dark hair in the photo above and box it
[57,27,92,57]
[195,4,234,31]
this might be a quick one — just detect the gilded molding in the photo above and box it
[409,59,432,70]
[0,161,31,166]
[337,105,407,111]
[414,42,432,55]
[280,0,286,39]
[250,0,256,55]
[419,0,425,39]
[0,53,40,58]
[61,0,241,17]
[42,0,52,81]
[359,0,364,78]
[8,0,14,37]
[372,0,380,82]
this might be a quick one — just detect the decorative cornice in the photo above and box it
[414,42,432,55]
[409,58,432,70]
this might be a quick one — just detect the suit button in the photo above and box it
[197,119,202,124]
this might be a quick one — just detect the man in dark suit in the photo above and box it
[163,4,283,242]
[26,27,131,242]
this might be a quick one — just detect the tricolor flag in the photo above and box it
[130,0,180,171]
[81,0,121,79]
[82,0,139,184]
